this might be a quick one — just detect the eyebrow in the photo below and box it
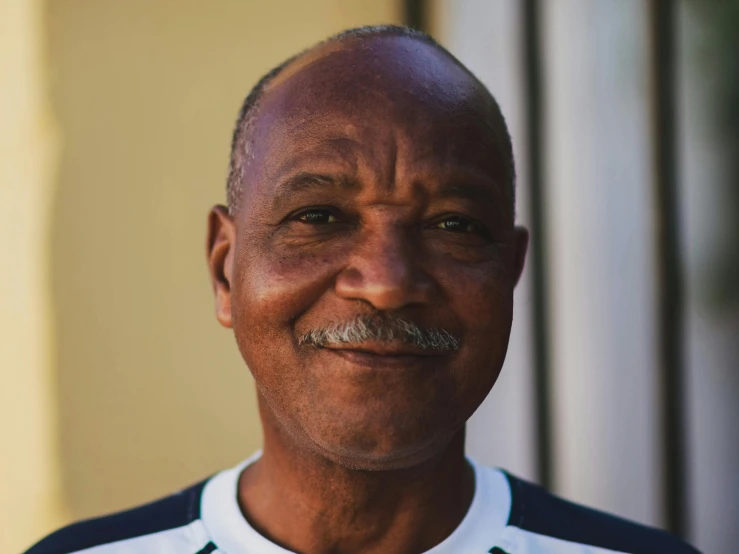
[270,170,505,213]
[272,172,359,209]
[436,183,501,206]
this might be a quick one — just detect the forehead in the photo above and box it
[246,36,509,193]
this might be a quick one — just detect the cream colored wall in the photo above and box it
[0,0,68,552]
[4,2,398,551]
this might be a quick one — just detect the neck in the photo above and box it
[237,399,474,554]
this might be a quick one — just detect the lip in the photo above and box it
[324,339,447,356]
[326,349,438,368]
[320,342,449,368]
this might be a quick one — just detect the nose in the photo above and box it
[335,226,433,311]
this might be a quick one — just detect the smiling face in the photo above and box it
[207,35,528,470]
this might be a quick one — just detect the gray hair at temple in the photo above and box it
[225,24,516,215]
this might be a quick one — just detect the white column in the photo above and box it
[436,0,537,482]
[543,0,661,526]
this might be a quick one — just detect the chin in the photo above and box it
[304,421,462,472]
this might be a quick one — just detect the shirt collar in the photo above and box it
[200,451,511,553]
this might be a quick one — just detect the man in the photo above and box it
[26,25,699,554]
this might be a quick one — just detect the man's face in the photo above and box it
[208,37,528,470]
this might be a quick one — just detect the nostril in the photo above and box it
[334,257,431,312]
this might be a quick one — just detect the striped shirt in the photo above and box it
[25,453,699,554]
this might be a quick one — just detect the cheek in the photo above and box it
[229,235,349,374]
[235,239,345,322]
[436,256,514,327]
[436,259,515,377]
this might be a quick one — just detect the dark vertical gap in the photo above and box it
[522,0,553,491]
[649,0,688,539]
[403,0,427,32]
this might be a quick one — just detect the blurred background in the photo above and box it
[1,0,737,552]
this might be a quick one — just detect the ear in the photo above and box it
[206,205,236,328]
[512,226,529,287]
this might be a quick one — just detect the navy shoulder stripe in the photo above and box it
[503,471,701,554]
[195,542,218,554]
[24,479,208,554]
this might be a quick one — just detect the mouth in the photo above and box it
[320,341,449,368]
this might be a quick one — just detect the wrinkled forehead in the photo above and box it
[247,36,511,192]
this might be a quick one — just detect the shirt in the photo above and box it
[25,452,699,554]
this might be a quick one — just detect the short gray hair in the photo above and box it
[298,313,460,352]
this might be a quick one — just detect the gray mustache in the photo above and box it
[297,314,461,352]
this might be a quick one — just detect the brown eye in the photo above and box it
[297,209,339,224]
[434,215,479,234]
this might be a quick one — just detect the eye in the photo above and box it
[295,208,340,224]
[432,215,483,234]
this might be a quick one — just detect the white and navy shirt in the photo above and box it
[25,453,699,554]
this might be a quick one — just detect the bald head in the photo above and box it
[226,25,515,216]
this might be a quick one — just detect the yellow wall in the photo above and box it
[3,2,398,551]
[0,0,68,552]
